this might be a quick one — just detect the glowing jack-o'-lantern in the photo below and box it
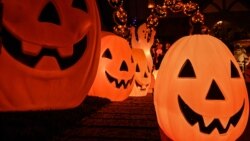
[130,48,151,97]
[154,35,249,141]
[0,0,101,111]
[89,32,135,101]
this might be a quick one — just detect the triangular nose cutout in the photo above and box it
[144,72,148,78]
[206,80,225,100]
[38,2,61,25]
[120,61,128,71]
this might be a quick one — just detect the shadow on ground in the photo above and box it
[0,96,111,141]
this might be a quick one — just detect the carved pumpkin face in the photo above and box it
[90,32,135,101]
[0,0,101,111]
[130,48,151,97]
[154,35,249,141]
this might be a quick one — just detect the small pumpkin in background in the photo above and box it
[130,48,151,97]
[154,35,249,141]
[0,0,101,111]
[89,32,135,101]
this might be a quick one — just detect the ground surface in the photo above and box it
[0,90,249,141]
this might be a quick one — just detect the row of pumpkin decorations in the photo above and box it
[107,1,249,140]
[91,1,250,139]
[89,11,158,100]
[0,0,249,141]
[87,12,250,141]
[90,27,250,141]
[89,30,154,101]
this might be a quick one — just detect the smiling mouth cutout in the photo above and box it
[135,80,149,91]
[178,95,244,134]
[105,71,134,89]
[2,26,87,70]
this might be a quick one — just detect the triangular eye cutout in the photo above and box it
[206,80,225,100]
[38,2,61,25]
[178,59,196,78]
[102,48,112,59]
[72,0,87,12]
[120,61,128,71]
[231,61,240,78]
[136,64,140,72]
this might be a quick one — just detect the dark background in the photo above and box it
[97,0,250,44]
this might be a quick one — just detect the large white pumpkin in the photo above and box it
[154,35,249,141]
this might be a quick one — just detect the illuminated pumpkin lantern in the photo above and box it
[0,0,101,111]
[131,23,156,71]
[90,32,135,101]
[154,35,249,141]
[130,48,151,97]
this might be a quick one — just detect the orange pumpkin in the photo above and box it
[154,35,249,141]
[0,0,101,111]
[130,48,151,97]
[89,32,135,101]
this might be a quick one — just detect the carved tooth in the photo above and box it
[22,42,42,56]
[35,56,61,70]
[220,117,230,129]
[141,85,147,90]
[203,116,214,128]
[57,47,74,58]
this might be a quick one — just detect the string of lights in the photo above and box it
[146,0,207,31]
[107,0,130,39]
[107,0,209,39]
